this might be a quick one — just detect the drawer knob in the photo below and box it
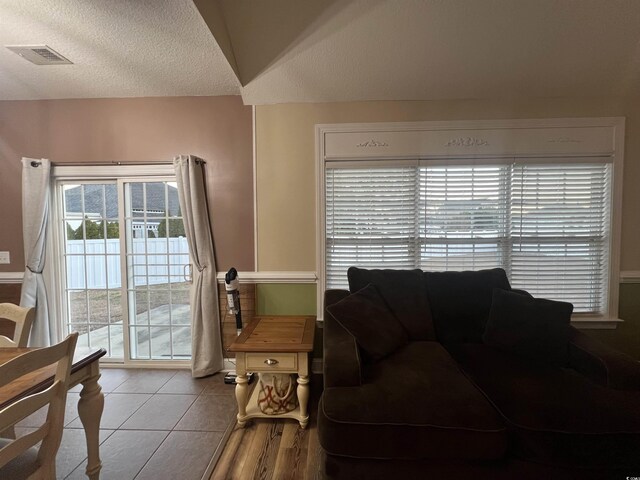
[264,358,279,366]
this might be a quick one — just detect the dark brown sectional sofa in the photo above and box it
[319,268,640,479]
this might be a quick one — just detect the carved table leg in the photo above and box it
[78,370,104,480]
[297,374,310,429]
[235,373,249,428]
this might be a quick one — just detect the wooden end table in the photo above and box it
[228,315,315,429]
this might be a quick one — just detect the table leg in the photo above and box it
[78,370,104,480]
[235,373,249,427]
[297,374,310,429]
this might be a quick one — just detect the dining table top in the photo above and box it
[0,346,106,410]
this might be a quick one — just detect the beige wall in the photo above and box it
[256,98,640,271]
[0,96,254,272]
[255,97,640,357]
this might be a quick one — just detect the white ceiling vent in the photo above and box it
[6,45,73,65]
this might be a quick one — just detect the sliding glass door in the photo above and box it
[124,181,191,360]
[59,178,190,362]
[62,182,123,356]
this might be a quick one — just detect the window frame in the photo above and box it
[48,164,193,367]
[315,118,625,328]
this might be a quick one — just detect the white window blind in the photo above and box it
[325,160,612,314]
[509,163,611,312]
[419,166,508,272]
[325,167,418,288]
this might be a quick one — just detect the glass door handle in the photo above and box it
[183,264,193,283]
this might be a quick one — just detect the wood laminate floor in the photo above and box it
[211,376,324,480]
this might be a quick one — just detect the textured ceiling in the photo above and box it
[2,0,640,104]
[0,0,239,100]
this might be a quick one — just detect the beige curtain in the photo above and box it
[174,155,223,377]
[20,158,56,346]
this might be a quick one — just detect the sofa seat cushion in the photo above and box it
[447,343,640,468]
[318,341,507,461]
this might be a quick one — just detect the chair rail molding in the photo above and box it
[215,271,317,284]
[0,272,24,284]
[620,271,640,283]
[4,271,319,285]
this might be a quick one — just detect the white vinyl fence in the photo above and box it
[65,238,190,289]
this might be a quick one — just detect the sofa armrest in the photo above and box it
[323,289,362,388]
[568,326,640,391]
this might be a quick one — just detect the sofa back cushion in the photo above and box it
[326,284,409,362]
[425,268,511,344]
[348,267,435,340]
[483,288,573,367]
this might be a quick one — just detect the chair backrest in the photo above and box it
[0,332,78,477]
[0,303,36,347]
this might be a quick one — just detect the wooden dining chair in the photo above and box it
[0,304,36,441]
[0,332,78,480]
[0,303,36,347]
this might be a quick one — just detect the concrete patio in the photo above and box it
[78,304,191,360]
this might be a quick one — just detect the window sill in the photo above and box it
[571,317,623,330]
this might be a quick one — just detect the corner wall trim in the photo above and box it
[215,271,317,284]
[0,272,24,284]
[620,271,640,283]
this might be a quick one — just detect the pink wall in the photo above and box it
[0,96,254,272]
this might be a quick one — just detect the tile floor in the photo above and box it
[14,368,237,480]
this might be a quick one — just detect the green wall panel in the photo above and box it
[255,284,317,316]
[586,283,640,360]
[256,283,321,358]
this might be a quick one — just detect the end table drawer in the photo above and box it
[246,352,297,371]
